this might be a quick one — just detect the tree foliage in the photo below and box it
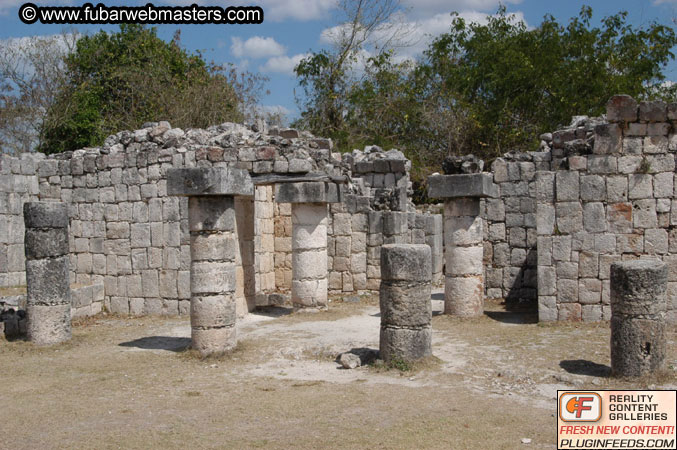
[0,32,77,155]
[295,6,677,177]
[39,25,263,154]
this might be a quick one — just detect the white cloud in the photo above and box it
[163,0,336,22]
[230,36,286,59]
[260,0,336,22]
[260,53,309,75]
[400,0,522,17]
[319,9,527,64]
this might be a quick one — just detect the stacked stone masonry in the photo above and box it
[0,123,443,318]
[6,95,674,323]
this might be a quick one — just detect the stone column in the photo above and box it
[24,202,71,345]
[610,260,667,377]
[274,181,339,310]
[379,244,432,362]
[427,174,497,317]
[168,168,253,356]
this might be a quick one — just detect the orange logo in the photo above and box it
[559,392,602,422]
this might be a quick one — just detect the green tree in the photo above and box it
[40,25,261,154]
[423,6,677,155]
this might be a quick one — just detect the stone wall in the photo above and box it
[1,121,444,316]
[0,153,40,287]
[536,96,677,322]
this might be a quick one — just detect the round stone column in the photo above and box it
[444,198,484,316]
[275,181,340,310]
[610,260,668,377]
[168,167,254,356]
[427,173,497,317]
[189,196,238,355]
[379,244,432,362]
[24,202,72,345]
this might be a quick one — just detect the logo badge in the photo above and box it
[559,392,602,422]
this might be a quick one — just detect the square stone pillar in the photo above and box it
[274,181,340,310]
[168,168,253,356]
[428,174,497,317]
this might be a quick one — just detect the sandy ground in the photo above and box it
[1,290,676,449]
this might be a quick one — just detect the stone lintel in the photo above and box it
[427,173,497,199]
[274,181,340,204]
[167,168,253,197]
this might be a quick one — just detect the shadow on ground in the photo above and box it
[252,306,293,318]
[484,310,538,324]
[119,336,191,352]
[560,359,611,378]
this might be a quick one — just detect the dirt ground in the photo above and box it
[1,290,676,450]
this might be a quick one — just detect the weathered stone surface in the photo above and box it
[191,326,236,355]
[611,316,665,377]
[26,257,71,306]
[380,244,431,282]
[167,167,253,197]
[188,196,235,232]
[26,303,71,345]
[610,260,667,317]
[606,95,638,122]
[445,246,484,276]
[24,228,68,260]
[23,202,69,228]
[380,281,432,327]
[274,181,340,204]
[190,262,236,294]
[379,326,432,363]
[291,278,328,307]
[191,295,236,328]
[444,275,483,317]
[427,173,498,199]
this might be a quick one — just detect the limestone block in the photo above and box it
[653,172,673,198]
[191,326,236,355]
[188,196,235,232]
[538,296,557,322]
[377,244,431,283]
[556,202,583,234]
[579,278,602,304]
[24,228,68,260]
[606,95,638,122]
[582,202,606,233]
[291,278,328,307]
[26,257,71,306]
[639,100,667,122]
[611,317,665,377]
[558,303,582,321]
[444,215,483,246]
[167,167,253,197]
[275,181,339,204]
[537,266,556,296]
[557,278,578,303]
[632,199,657,229]
[190,232,237,261]
[610,260,667,316]
[191,295,236,328]
[555,171,579,201]
[380,281,431,327]
[444,275,483,316]
[607,176,628,202]
[291,203,328,226]
[292,250,328,280]
[380,326,432,362]
[427,173,497,199]
[587,156,617,174]
[23,202,68,228]
[580,175,606,201]
[644,229,669,255]
[26,303,71,345]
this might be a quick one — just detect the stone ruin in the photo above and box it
[2,94,677,347]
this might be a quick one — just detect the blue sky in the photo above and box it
[1,0,677,122]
